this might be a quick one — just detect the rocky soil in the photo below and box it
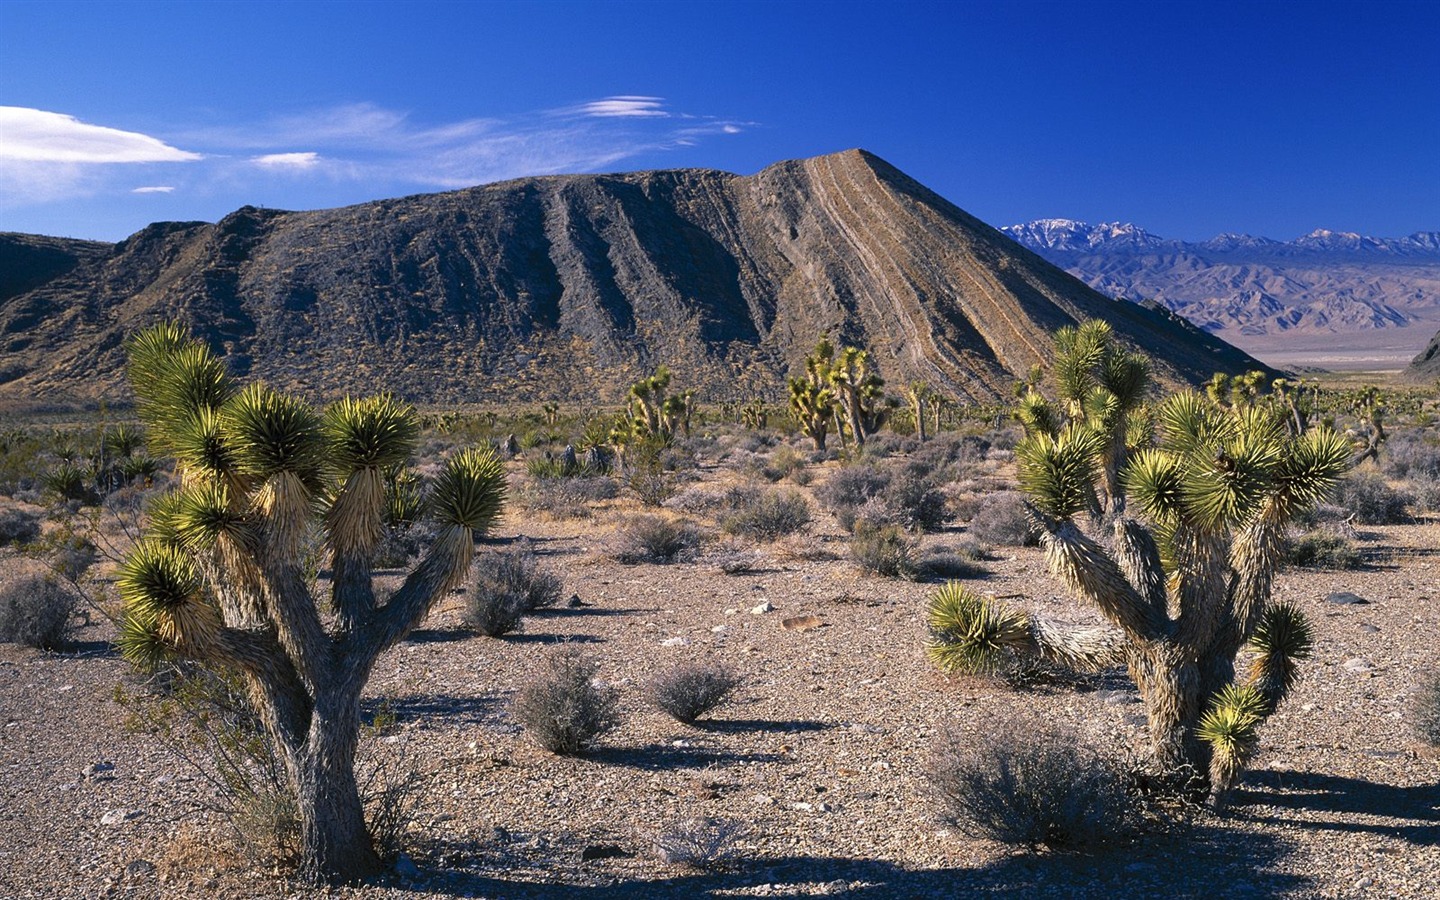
[1,448,1437,899]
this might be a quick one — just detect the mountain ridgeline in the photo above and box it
[0,151,1264,406]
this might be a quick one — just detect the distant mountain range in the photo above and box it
[0,151,1264,406]
[1001,219,1440,341]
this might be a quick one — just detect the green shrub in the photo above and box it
[1283,529,1362,569]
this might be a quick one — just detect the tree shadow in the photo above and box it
[690,718,833,735]
[404,628,473,644]
[1232,768,1440,844]
[505,633,606,645]
[588,743,788,772]
[63,639,120,658]
[364,693,500,728]
[527,606,653,618]
[389,819,1311,898]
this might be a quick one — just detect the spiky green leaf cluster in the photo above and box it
[168,481,250,551]
[925,582,1030,675]
[224,383,323,480]
[116,608,172,672]
[430,447,506,532]
[118,540,204,617]
[323,395,419,474]
[1197,683,1267,762]
[1016,425,1103,520]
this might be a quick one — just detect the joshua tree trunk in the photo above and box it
[296,685,376,882]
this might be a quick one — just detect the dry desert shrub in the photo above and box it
[927,718,1136,851]
[650,660,740,724]
[1414,670,1440,747]
[964,491,1039,547]
[849,522,919,579]
[719,488,811,541]
[511,647,620,755]
[610,514,704,564]
[651,816,747,869]
[1335,469,1413,524]
[0,574,76,649]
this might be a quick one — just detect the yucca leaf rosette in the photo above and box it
[1198,683,1269,797]
[324,396,420,556]
[118,540,219,653]
[427,447,507,588]
[1246,602,1312,712]
[926,582,1030,675]
[1016,424,1103,520]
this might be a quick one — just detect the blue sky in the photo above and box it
[2,0,1436,242]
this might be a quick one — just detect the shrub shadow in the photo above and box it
[365,693,499,728]
[690,718,832,735]
[391,819,1310,898]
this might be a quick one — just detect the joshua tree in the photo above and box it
[116,324,504,882]
[906,380,935,442]
[624,366,695,443]
[828,344,886,448]
[931,355,1349,804]
[1015,320,1151,517]
[788,345,836,452]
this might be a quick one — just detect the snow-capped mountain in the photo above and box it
[1001,219,1440,341]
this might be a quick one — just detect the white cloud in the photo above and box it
[0,107,200,163]
[251,151,321,169]
[576,96,669,118]
[131,185,175,193]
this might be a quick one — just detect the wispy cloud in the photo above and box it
[251,151,321,169]
[575,96,668,118]
[1,97,753,222]
[0,107,200,163]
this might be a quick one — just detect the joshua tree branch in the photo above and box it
[1038,518,1168,643]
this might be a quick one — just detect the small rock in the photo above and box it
[124,859,156,877]
[1301,703,1317,712]
[751,601,774,615]
[101,809,143,826]
[724,607,740,615]
[1325,591,1369,605]
[85,762,116,781]
[781,614,825,632]
[710,625,728,633]
[394,853,420,878]
[1343,658,1375,673]
[1358,624,1380,633]
[752,794,775,805]
[580,844,631,862]
[565,594,586,608]
[660,637,689,647]
[1099,690,1140,706]
[1355,876,1374,888]
[790,802,814,811]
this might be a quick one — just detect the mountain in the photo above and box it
[0,151,1265,406]
[1406,328,1440,380]
[1001,220,1440,357]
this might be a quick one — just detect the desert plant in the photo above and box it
[1413,669,1440,747]
[463,576,527,637]
[719,489,811,541]
[113,323,505,883]
[522,474,619,519]
[788,341,838,451]
[611,514,703,564]
[930,369,1349,805]
[511,647,619,754]
[918,543,989,580]
[964,491,1038,547]
[849,521,918,579]
[0,506,41,546]
[0,574,76,649]
[1335,468,1412,524]
[651,816,746,869]
[927,718,1135,851]
[1283,529,1362,569]
[650,660,740,723]
[473,539,563,611]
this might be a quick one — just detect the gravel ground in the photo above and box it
[1,454,1437,899]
